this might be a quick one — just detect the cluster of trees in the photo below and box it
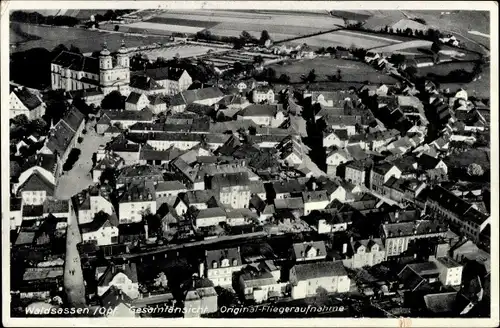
[101,91,126,110]
[344,20,446,44]
[253,67,291,84]
[10,43,81,89]
[93,10,134,22]
[62,148,81,171]
[10,11,79,27]
[10,115,49,142]
[195,29,271,49]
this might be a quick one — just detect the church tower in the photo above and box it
[116,40,130,68]
[99,41,130,96]
[99,42,114,95]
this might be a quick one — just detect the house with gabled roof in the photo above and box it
[370,162,402,194]
[17,171,56,206]
[323,129,349,149]
[80,212,119,246]
[292,241,327,262]
[10,86,46,120]
[100,286,138,317]
[170,87,224,113]
[97,262,139,299]
[236,104,286,128]
[39,107,85,167]
[125,92,149,111]
[252,85,275,104]
[203,247,243,287]
[343,237,386,269]
[289,261,350,299]
[129,75,166,95]
[144,67,192,95]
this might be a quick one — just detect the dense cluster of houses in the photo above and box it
[9,39,491,318]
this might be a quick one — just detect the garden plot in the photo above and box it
[135,44,226,60]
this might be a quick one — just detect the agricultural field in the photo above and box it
[416,61,477,77]
[133,44,227,61]
[117,10,345,42]
[10,22,170,53]
[440,64,490,99]
[269,58,397,84]
[286,29,413,49]
[364,10,490,54]
[369,40,433,53]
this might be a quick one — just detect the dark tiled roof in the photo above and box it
[427,186,472,217]
[63,107,85,132]
[148,94,166,106]
[238,104,280,117]
[101,286,133,309]
[18,171,55,195]
[294,261,347,280]
[139,148,183,161]
[130,75,164,91]
[206,247,242,267]
[12,88,43,110]
[52,51,99,74]
[382,220,447,238]
[125,92,143,105]
[98,263,138,287]
[101,109,153,122]
[418,154,442,170]
[145,67,186,81]
[21,153,58,175]
[80,212,118,233]
[272,180,307,194]
[46,121,75,155]
[424,292,458,314]
[293,241,326,259]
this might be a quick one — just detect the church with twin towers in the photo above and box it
[51,41,131,96]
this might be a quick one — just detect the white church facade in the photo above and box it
[51,41,131,96]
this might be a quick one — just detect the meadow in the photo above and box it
[269,58,398,84]
[286,29,413,49]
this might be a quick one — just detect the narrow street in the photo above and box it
[63,199,86,307]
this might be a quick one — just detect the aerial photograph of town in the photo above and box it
[5,3,495,323]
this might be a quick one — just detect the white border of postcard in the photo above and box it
[2,1,498,327]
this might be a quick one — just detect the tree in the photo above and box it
[101,90,126,109]
[431,42,442,54]
[336,69,342,81]
[278,74,291,84]
[51,44,69,57]
[99,167,117,188]
[467,163,484,176]
[30,118,48,135]
[260,30,270,45]
[240,30,253,43]
[69,45,81,54]
[389,53,406,66]
[233,61,244,74]
[114,25,120,31]
[302,69,316,83]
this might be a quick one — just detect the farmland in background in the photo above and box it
[285,29,414,49]
[115,10,345,42]
[416,61,477,77]
[10,22,170,53]
[133,44,227,61]
[269,58,398,84]
[440,63,490,99]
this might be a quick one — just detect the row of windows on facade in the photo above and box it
[211,259,238,269]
